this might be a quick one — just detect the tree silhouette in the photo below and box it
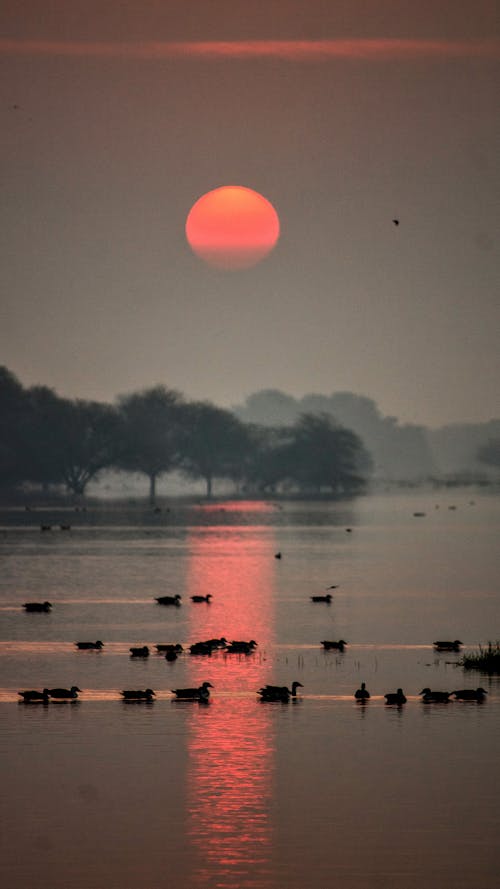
[283,413,372,494]
[117,386,184,503]
[179,402,252,497]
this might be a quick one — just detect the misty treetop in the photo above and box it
[0,367,374,500]
[3,368,496,500]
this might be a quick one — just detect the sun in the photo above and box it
[185,185,280,270]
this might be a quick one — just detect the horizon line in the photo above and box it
[1,37,500,62]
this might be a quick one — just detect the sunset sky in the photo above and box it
[1,1,499,426]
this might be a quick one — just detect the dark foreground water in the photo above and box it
[1,491,499,889]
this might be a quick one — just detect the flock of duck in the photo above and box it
[17,680,488,705]
[19,599,486,706]
[16,634,487,705]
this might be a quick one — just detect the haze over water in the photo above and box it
[1,490,499,888]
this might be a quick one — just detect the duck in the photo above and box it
[205,637,227,649]
[23,601,52,612]
[165,649,177,661]
[226,640,257,654]
[121,689,155,701]
[311,594,332,603]
[452,688,488,701]
[189,641,213,656]
[384,688,407,705]
[155,643,183,653]
[258,681,303,702]
[433,640,462,652]
[354,682,370,700]
[171,681,213,701]
[130,646,149,657]
[47,686,81,699]
[18,689,50,703]
[155,594,181,606]
[420,688,452,702]
[75,640,103,650]
[321,639,347,651]
[190,594,212,603]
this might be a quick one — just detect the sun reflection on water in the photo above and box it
[185,525,277,888]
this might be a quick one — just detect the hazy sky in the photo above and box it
[1,1,499,427]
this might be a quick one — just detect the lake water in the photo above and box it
[1,491,499,889]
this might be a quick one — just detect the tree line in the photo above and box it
[0,366,373,501]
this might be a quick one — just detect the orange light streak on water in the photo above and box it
[184,527,277,887]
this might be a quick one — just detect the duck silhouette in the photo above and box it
[311,594,332,603]
[191,594,212,602]
[321,639,347,651]
[420,688,451,702]
[23,601,52,612]
[384,688,407,705]
[75,640,103,650]
[48,686,81,699]
[130,646,149,657]
[452,688,487,701]
[171,681,213,701]
[18,689,50,703]
[155,595,181,606]
[258,681,303,701]
[354,682,370,700]
[121,689,155,701]
[433,640,462,652]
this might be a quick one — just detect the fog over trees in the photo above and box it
[233,389,500,483]
[1,368,498,501]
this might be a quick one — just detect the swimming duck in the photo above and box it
[155,595,181,606]
[226,640,257,654]
[311,594,332,603]
[130,646,149,657]
[354,682,370,700]
[452,688,488,701]
[384,688,407,705]
[155,643,183,653]
[433,640,462,652]
[47,686,81,699]
[18,689,50,703]
[258,681,303,702]
[191,594,212,603]
[420,688,452,702]
[258,682,303,702]
[23,601,52,612]
[121,689,155,701]
[321,639,347,651]
[189,642,213,656]
[75,640,103,650]
[165,649,177,661]
[171,681,213,701]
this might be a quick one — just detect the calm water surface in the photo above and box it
[1,492,499,888]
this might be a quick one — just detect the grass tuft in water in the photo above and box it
[460,642,500,673]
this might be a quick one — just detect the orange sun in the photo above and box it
[185,185,280,270]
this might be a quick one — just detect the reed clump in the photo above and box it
[460,642,500,673]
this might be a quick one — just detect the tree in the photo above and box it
[0,366,31,488]
[179,402,252,497]
[116,386,184,503]
[47,398,121,497]
[241,424,295,493]
[478,438,500,470]
[283,413,372,494]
